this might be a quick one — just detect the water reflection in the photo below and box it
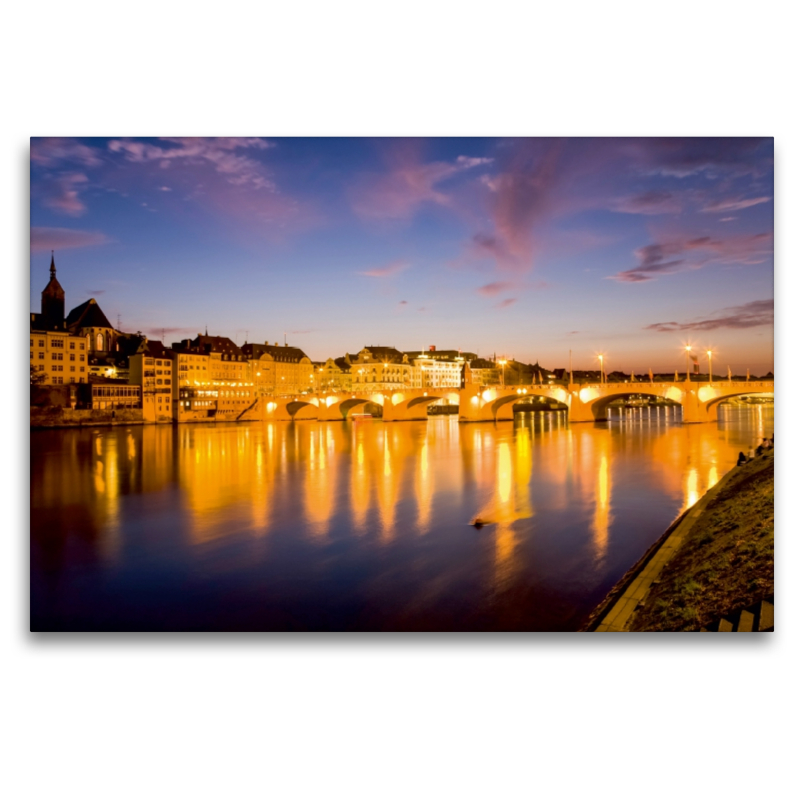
[30,405,773,631]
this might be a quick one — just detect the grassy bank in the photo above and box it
[627,451,774,632]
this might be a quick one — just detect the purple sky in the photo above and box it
[30,137,774,373]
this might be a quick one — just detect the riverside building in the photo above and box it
[241,342,313,396]
[30,255,90,384]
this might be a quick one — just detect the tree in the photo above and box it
[30,364,47,385]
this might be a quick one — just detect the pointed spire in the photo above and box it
[50,251,56,278]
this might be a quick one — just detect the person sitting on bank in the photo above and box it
[737,451,747,466]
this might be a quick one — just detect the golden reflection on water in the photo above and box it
[31,407,773,578]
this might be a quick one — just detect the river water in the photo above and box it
[30,405,773,631]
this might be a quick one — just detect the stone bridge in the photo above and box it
[255,380,773,424]
[459,381,774,424]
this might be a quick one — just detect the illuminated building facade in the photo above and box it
[348,346,414,393]
[129,340,174,422]
[241,342,312,396]
[174,335,254,420]
[319,357,352,392]
[30,255,88,384]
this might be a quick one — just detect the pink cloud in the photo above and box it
[701,196,771,213]
[350,148,492,220]
[611,232,773,283]
[495,298,517,309]
[477,281,514,297]
[470,140,563,274]
[360,259,409,277]
[42,172,90,216]
[31,138,103,167]
[645,299,773,331]
[31,226,111,253]
[108,138,276,192]
[610,190,683,215]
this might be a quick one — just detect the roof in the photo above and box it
[138,340,173,359]
[360,346,405,362]
[191,335,243,359]
[66,298,113,331]
[469,358,496,370]
[242,342,309,363]
[333,357,351,372]
[30,312,68,333]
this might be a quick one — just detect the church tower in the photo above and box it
[41,252,65,328]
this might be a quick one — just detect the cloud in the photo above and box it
[31,138,103,168]
[720,217,736,222]
[477,281,514,297]
[644,299,773,332]
[611,232,773,282]
[360,259,409,277]
[159,186,172,192]
[610,190,682,215]
[141,327,198,340]
[108,137,276,191]
[701,196,771,213]
[42,172,90,216]
[31,226,112,253]
[632,137,772,179]
[350,149,493,219]
[495,298,517,309]
[86,289,105,296]
[470,139,563,273]
[398,300,408,306]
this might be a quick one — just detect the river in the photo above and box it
[30,404,773,631]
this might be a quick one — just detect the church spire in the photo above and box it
[50,251,56,279]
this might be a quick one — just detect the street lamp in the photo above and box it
[706,350,713,384]
[598,354,605,384]
[685,345,692,382]
[498,359,507,387]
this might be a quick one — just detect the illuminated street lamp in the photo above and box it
[685,345,692,382]
[707,350,713,384]
[498,359,507,386]
[598,354,605,384]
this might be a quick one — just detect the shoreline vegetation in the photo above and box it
[584,450,774,632]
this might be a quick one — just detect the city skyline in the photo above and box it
[30,137,774,373]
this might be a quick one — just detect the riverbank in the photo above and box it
[584,450,774,632]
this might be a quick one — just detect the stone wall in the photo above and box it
[30,407,144,428]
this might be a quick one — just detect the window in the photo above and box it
[38,340,44,347]
[52,339,64,348]
[69,342,75,350]
[39,353,44,360]
[70,366,75,372]
[79,367,85,372]
[30,339,33,347]
[70,354,75,361]
[79,355,85,362]
[30,351,34,360]
[80,342,85,351]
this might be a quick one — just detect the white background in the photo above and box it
[3,2,796,798]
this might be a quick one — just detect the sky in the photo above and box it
[29,137,774,374]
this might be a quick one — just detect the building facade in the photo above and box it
[129,340,174,422]
[241,342,312,396]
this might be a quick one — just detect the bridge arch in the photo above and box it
[589,390,680,421]
[701,388,774,419]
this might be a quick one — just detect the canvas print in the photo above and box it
[29,137,774,632]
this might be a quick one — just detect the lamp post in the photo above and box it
[498,359,507,387]
[598,354,604,384]
[685,345,692,382]
[707,350,712,384]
